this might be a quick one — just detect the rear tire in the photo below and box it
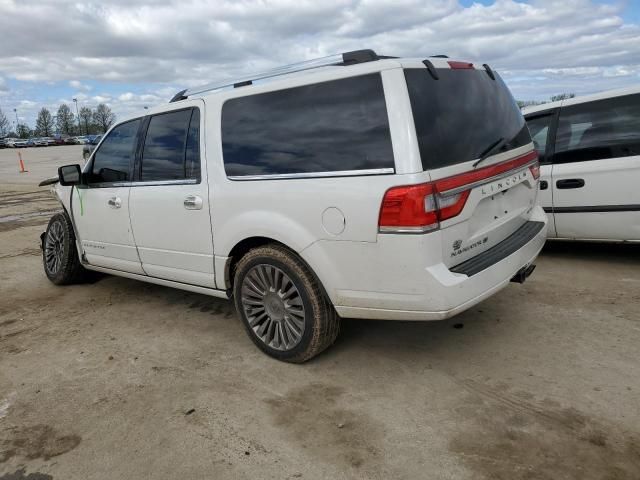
[43,212,87,285]
[233,244,340,363]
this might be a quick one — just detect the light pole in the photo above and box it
[72,98,81,135]
[13,109,20,137]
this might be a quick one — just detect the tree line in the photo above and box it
[516,93,576,109]
[0,103,116,139]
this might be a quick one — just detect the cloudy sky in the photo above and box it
[0,0,638,128]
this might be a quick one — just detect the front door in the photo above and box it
[73,118,143,273]
[551,93,640,241]
[128,103,215,287]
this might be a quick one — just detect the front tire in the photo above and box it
[233,244,340,363]
[43,213,86,285]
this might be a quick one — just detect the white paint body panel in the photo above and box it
[71,186,143,273]
[129,183,215,287]
[552,156,640,241]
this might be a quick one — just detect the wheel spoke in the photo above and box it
[241,263,306,352]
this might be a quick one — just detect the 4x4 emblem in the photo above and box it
[453,239,463,251]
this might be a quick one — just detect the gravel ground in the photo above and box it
[1,146,639,479]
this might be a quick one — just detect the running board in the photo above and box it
[83,264,230,299]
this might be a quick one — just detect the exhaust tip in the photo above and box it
[511,264,536,284]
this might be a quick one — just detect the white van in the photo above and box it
[524,86,640,242]
[42,50,547,362]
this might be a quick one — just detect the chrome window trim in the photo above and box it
[132,179,199,187]
[227,167,394,181]
[438,160,537,197]
[85,178,199,188]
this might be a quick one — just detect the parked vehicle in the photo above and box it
[524,86,640,242]
[82,135,103,161]
[41,50,546,362]
[0,138,7,148]
[13,138,29,148]
[52,134,69,145]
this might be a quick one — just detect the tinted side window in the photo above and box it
[526,113,553,163]
[554,94,640,164]
[141,108,200,181]
[89,119,140,184]
[221,74,394,177]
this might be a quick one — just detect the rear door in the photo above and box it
[404,64,540,267]
[128,102,215,287]
[73,118,143,273]
[551,93,640,241]
[525,109,558,237]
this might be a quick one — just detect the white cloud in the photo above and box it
[0,0,639,121]
[69,80,92,91]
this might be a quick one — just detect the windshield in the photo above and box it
[404,68,530,170]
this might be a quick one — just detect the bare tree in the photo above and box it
[35,107,55,136]
[78,106,93,135]
[0,107,9,136]
[56,104,76,135]
[93,104,116,133]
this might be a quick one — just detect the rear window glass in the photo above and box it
[221,73,394,177]
[405,68,530,170]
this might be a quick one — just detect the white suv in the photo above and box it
[524,86,640,242]
[42,50,547,362]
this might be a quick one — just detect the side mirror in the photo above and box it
[58,164,82,186]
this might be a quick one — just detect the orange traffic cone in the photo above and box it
[18,151,28,173]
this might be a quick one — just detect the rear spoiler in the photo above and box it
[39,177,58,187]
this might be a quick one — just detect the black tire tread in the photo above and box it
[233,244,340,363]
[43,212,87,285]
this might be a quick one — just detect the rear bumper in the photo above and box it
[309,206,548,321]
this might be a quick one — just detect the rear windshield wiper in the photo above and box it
[473,137,506,168]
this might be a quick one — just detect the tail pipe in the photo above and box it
[511,264,536,284]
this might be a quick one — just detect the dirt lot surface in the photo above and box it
[1,146,639,479]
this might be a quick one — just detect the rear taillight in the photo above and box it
[378,183,439,233]
[379,183,470,233]
[379,150,539,233]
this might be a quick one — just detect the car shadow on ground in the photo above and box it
[541,240,639,265]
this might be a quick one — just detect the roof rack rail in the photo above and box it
[170,49,381,102]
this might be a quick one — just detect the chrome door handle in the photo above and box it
[108,197,122,209]
[184,195,203,210]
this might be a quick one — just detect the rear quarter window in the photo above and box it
[221,73,394,177]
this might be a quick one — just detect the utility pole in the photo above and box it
[73,98,80,135]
